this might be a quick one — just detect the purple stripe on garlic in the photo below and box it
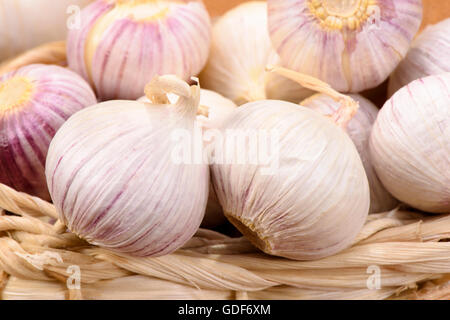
[0,64,97,200]
[267,0,423,93]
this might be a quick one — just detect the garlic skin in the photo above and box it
[0,64,97,200]
[195,89,237,228]
[46,75,209,257]
[370,73,450,213]
[0,0,94,61]
[302,93,398,213]
[267,0,423,93]
[200,1,312,105]
[140,88,237,228]
[388,18,450,97]
[210,100,370,260]
[67,0,211,101]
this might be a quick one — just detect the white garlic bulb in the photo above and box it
[210,67,370,260]
[46,75,209,256]
[268,0,423,93]
[301,93,397,213]
[200,1,312,105]
[0,0,93,61]
[370,73,450,213]
[67,0,211,100]
[139,88,237,228]
[388,18,450,97]
[0,64,97,200]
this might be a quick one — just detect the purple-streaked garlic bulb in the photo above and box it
[0,0,94,61]
[0,64,97,200]
[200,1,312,105]
[210,67,370,260]
[140,88,237,228]
[267,0,423,93]
[370,73,450,213]
[301,93,397,213]
[388,18,450,97]
[46,75,209,256]
[67,0,211,101]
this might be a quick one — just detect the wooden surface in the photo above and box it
[420,0,450,30]
[204,0,450,28]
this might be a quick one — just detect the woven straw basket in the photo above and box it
[0,42,450,301]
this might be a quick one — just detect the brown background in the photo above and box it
[203,0,450,30]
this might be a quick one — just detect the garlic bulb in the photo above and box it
[267,0,423,93]
[46,75,209,256]
[200,1,312,105]
[388,18,450,97]
[67,0,211,101]
[139,87,237,228]
[370,73,450,213]
[0,0,93,61]
[301,93,397,213]
[0,64,97,200]
[210,67,370,260]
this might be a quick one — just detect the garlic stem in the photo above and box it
[267,65,358,129]
[242,84,268,103]
[144,75,200,117]
[145,75,191,103]
[197,105,210,118]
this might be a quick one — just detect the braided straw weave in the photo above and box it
[1,43,450,300]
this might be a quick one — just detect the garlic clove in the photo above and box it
[68,0,211,100]
[370,73,450,213]
[268,0,423,93]
[46,75,209,257]
[200,1,313,105]
[301,93,398,213]
[388,18,450,97]
[0,64,97,200]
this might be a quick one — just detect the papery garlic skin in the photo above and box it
[302,93,397,213]
[370,73,450,213]
[195,89,237,227]
[0,64,97,200]
[388,18,450,97]
[268,0,423,93]
[210,100,370,260]
[140,88,236,228]
[200,1,312,105]
[0,0,94,61]
[46,76,209,257]
[67,0,211,101]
